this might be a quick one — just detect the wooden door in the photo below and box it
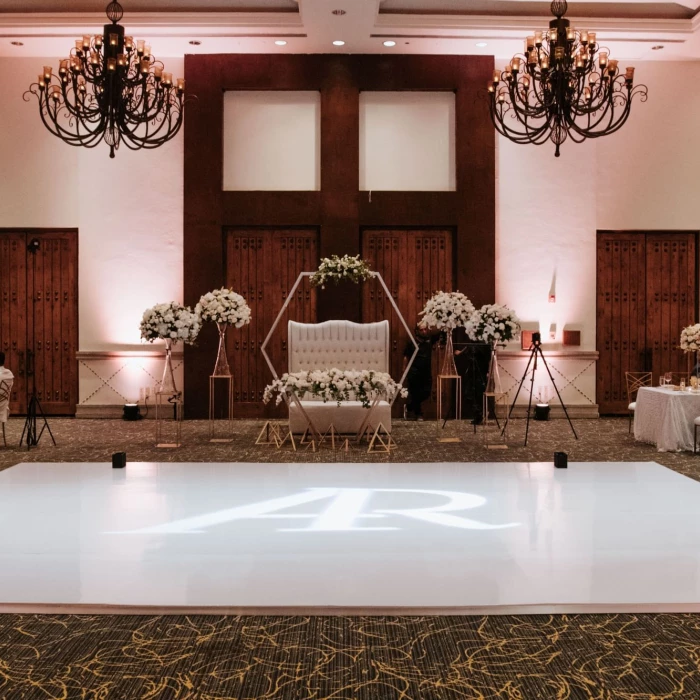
[0,231,78,416]
[0,233,29,414]
[226,229,318,416]
[596,231,696,414]
[646,233,696,383]
[362,229,453,417]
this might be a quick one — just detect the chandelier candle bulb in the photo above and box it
[109,33,118,47]
[177,78,185,93]
[625,66,635,83]
[549,28,558,42]
[535,31,543,46]
[154,65,163,80]
[566,26,575,41]
[107,57,116,71]
[526,35,535,50]
[511,58,520,73]
[599,51,608,67]
[37,75,45,89]
[136,39,145,55]
[117,54,126,67]
[49,85,60,101]
[492,69,500,83]
[528,49,538,65]
[607,59,618,76]
[43,66,52,82]
[124,36,133,51]
[144,45,151,58]
[588,31,596,46]
[82,35,91,50]
[95,34,102,49]
[580,31,588,44]
[140,59,149,74]
[59,60,68,76]
[90,51,99,65]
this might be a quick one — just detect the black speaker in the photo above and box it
[554,452,568,469]
[112,452,126,469]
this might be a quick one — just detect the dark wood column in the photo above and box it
[184,54,495,418]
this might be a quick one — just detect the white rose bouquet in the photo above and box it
[263,368,407,409]
[310,255,373,288]
[418,291,475,331]
[468,303,521,346]
[681,323,700,352]
[140,301,201,344]
[198,288,252,328]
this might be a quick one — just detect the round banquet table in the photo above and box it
[634,385,700,452]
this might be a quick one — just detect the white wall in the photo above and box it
[0,57,184,406]
[1,57,698,409]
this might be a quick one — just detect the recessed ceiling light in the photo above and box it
[275,40,287,46]
[332,9,346,15]
[333,40,345,46]
[383,40,396,47]
[476,42,488,47]
[189,40,201,45]
[10,41,24,46]
[651,45,664,50]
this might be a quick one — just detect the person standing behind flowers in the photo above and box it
[403,326,438,420]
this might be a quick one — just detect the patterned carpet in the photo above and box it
[1,417,700,699]
[2,613,700,699]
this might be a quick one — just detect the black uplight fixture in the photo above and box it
[123,403,141,421]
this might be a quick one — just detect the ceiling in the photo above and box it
[2,0,700,61]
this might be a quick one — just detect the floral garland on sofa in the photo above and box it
[310,255,373,288]
[263,368,406,409]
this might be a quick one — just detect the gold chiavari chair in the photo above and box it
[625,371,652,434]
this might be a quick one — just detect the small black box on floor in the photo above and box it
[554,452,568,469]
[112,452,126,469]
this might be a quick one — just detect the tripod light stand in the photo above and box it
[19,238,56,450]
[504,332,577,446]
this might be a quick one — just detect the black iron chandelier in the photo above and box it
[24,1,190,158]
[487,0,648,157]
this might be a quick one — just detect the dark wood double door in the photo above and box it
[597,231,697,414]
[0,230,78,415]
[225,227,453,417]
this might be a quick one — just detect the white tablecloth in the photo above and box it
[634,386,700,452]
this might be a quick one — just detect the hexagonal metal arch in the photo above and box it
[260,271,418,406]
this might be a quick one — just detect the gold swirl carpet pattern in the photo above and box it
[1,613,700,699]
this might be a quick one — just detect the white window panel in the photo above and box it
[223,91,321,191]
[360,91,456,192]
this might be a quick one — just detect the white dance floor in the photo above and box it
[1,460,700,614]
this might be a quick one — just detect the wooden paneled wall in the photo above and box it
[184,54,495,418]
[597,231,697,413]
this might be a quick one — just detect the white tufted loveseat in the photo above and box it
[287,319,393,434]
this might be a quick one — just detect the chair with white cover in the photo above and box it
[0,379,13,447]
[287,319,392,434]
[625,371,652,434]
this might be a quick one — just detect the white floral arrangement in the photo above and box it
[418,291,475,331]
[198,287,252,328]
[263,368,407,409]
[680,323,700,352]
[140,301,201,344]
[468,303,521,346]
[310,255,373,288]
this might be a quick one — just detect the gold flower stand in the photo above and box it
[209,375,234,443]
[155,391,183,448]
[437,374,462,443]
[482,391,508,449]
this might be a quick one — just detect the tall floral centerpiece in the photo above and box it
[310,254,373,288]
[419,291,475,376]
[199,288,252,376]
[140,302,201,394]
[468,303,521,394]
[680,323,700,383]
